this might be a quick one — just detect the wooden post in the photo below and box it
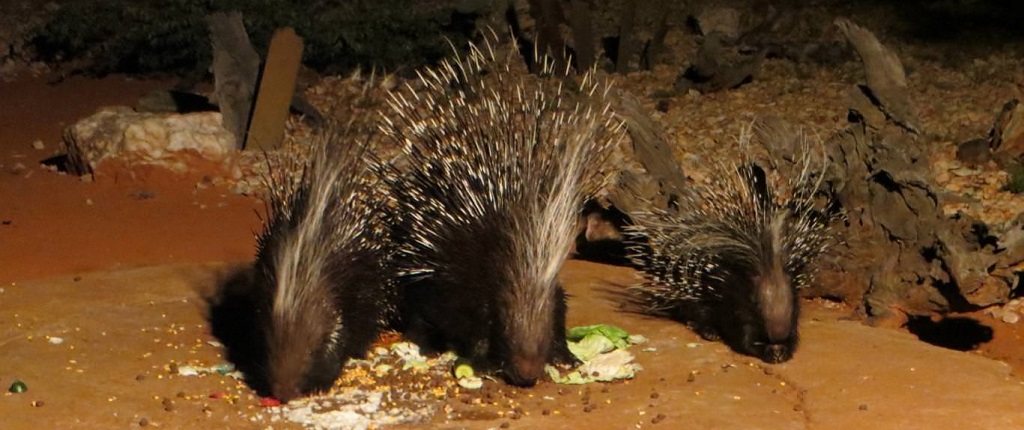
[245,28,304,151]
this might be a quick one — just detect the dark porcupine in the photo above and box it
[238,126,392,402]
[378,34,623,386]
[627,130,839,364]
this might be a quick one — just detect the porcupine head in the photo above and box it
[689,213,799,364]
[700,180,800,364]
[253,135,388,402]
[403,185,578,388]
[494,219,575,386]
[748,211,799,363]
[261,250,346,402]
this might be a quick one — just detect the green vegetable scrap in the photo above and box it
[453,360,475,379]
[452,359,483,389]
[567,324,631,349]
[8,380,27,393]
[549,324,646,385]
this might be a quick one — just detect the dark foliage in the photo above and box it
[32,0,481,77]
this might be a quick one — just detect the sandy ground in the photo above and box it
[3,76,1024,429]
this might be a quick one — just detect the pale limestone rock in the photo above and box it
[62,107,236,175]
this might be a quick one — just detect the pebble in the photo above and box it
[1001,311,1020,324]
[31,140,44,150]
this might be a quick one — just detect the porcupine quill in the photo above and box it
[378,32,624,386]
[628,128,839,363]
[214,124,393,402]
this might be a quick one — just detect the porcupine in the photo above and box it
[240,126,391,402]
[627,130,838,364]
[378,35,623,386]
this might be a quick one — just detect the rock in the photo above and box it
[955,138,991,166]
[61,107,236,175]
[1002,311,1020,324]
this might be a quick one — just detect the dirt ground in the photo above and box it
[2,73,1024,429]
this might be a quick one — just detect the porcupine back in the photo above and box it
[250,126,392,402]
[379,34,623,386]
[628,129,837,363]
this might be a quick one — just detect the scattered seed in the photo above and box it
[139,417,149,427]
[651,413,666,424]
[135,374,146,381]
[583,404,595,413]
[859,404,868,411]
[650,392,660,399]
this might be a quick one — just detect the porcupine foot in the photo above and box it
[550,286,582,367]
[675,301,722,342]
[694,325,723,342]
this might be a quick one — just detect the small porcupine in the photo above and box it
[627,130,839,364]
[239,126,391,402]
[378,35,623,386]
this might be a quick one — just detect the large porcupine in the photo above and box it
[628,130,839,364]
[378,35,623,386]
[224,126,392,402]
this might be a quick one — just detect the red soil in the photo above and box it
[0,75,262,285]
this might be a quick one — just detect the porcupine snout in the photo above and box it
[500,298,556,387]
[271,380,302,403]
[506,355,545,387]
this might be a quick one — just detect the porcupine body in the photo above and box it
[245,128,391,402]
[379,35,622,386]
[628,136,837,364]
